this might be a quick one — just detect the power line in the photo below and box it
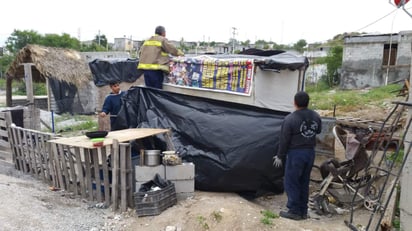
[354,8,398,32]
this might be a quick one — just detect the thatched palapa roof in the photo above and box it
[7,44,92,86]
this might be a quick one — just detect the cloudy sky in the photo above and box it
[1,0,411,46]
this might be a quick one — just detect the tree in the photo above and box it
[93,34,108,48]
[241,40,250,46]
[41,33,81,50]
[5,29,42,53]
[5,30,82,53]
[320,45,343,87]
[293,39,307,53]
[80,43,107,52]
[0,54,15,78]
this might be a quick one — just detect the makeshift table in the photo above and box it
[48,128,173,211]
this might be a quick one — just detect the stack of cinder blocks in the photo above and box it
[165,163,195,200]
[135,162,195,200]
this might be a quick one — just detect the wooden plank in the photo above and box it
[12,127,24,171]
[48,128,170,149]
[83,149,94,201]
[125,144,133,208]
[18,128,28,173]
[0,129,9,139]
[40,134,53,183]
[92,149,102,202]
[0,150,12,162]
[139,148,144,166]
[41,138,51,184]
[380,180,398,230]
[0,119,7,127]
[100,146,111,205]
[0,139,10,147]
[47,142,58,187]
[120,143,127,212]
[8,126,17,166]
[34,133,45,181]
[66,147,78,194]
[57,144,70,190]
[111,139,120,211]
[51,143,64,189]
[21,129,30,173]
[75,148,87,198]
[28,130,39,178]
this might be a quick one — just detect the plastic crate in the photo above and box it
[134,183,177,216]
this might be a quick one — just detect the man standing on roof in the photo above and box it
[138,25,184,89]
[273,91,322,220]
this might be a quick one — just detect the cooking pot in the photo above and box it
[144,150,161,166]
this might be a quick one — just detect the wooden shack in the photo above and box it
[6,44,94,116]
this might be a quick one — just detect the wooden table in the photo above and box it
[49,128,171,148]
[48,128,174,211]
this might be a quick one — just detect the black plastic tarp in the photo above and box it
[88,58,143,87]
[115,86,288,196]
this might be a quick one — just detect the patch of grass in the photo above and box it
[386,149,404,167]
[54,114,98,135]
[260,216,273,225]
[260,210,279,226]
[306,81,330,93]
[211,210,223,223]
[69,120,98,131]
[308,84,402,111]
[197,215,209,230]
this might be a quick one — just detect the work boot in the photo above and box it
[279,210,303,221]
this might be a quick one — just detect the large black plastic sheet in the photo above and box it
[115,86,288,196]
[88,58,143,86]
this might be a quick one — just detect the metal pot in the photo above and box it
[144,150,161,166]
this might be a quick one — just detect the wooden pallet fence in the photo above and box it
[48,138,134,210]
[111,140,134,212]
[0,111,12,162]
[8,125,57,184]
[9,127,169,211]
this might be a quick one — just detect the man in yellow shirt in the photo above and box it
[138,26,184,89]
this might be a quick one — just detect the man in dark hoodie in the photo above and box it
[273,91,322,220]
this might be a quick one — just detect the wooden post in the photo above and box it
[46,78,51,112]
[6,74,12,107]
[22,63,39,130]
[111,139,120,211]
[120,143,127,212]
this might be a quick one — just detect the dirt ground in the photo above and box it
[0,136,376,231]
[0,151,377,231]
[0,94,404,231]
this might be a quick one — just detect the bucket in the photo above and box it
[144,150,161,166]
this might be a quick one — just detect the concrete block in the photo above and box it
[171,179,194,193]
[135,165,165,182]
[165,162,195,180]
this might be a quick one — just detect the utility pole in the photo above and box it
[232,27,237,54]
[98,30,101,46]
